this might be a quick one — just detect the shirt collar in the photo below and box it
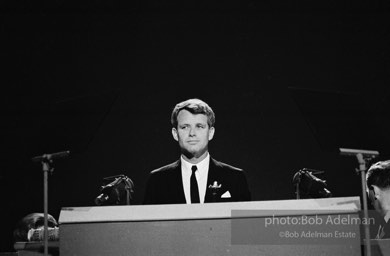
[181,153,210,175]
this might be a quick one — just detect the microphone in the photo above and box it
[94,194,110,206]
[94,179,120,206]
[339,148,379,158]
[94,175,134,206]
[32,150,70,162]
[293,168,332,199]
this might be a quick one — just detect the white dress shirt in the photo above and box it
[181,153,210,204]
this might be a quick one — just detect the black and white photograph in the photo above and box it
[1,1,390,255]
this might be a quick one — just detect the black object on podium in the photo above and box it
[292,168,332,199]
[94,174,134,206]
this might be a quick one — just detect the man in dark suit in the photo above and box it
[144,98,251,204]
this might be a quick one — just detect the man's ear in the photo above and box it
[172,128,178,141]
[371,185,381,200]
[208,127,215,141]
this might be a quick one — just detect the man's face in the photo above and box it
[172,109,215,159]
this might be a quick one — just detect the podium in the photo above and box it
[59,197,362,256]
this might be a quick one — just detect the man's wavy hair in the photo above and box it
[13,213,58,242]
[367,160,390,189]
[171,98,215,129]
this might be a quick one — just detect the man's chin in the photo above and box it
[182,148,206,159]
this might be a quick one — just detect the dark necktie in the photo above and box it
[190,165,200,203]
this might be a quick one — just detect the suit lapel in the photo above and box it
[172,160,186,203]
[205,158,220,203]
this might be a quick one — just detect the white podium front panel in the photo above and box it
[59,197,363,256]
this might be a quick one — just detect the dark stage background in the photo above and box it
[1,1,390,252]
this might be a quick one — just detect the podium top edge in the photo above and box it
[59,197,361,224]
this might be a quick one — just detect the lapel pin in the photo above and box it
[208,181,222,201]
[209,181,222,190]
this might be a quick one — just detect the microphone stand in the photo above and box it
[356,153,372,256]
[123,176,134,205]
[32,151,69,256]
[40,157,53,256]
[292,171,302,199]
[339,148,379,256]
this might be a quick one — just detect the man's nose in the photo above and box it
[189,127,196,136]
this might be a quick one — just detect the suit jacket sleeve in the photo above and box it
[143,171,157,205]
[237,169,251,201]
[143,161,185,205]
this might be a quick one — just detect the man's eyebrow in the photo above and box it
[178,122,207,126]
